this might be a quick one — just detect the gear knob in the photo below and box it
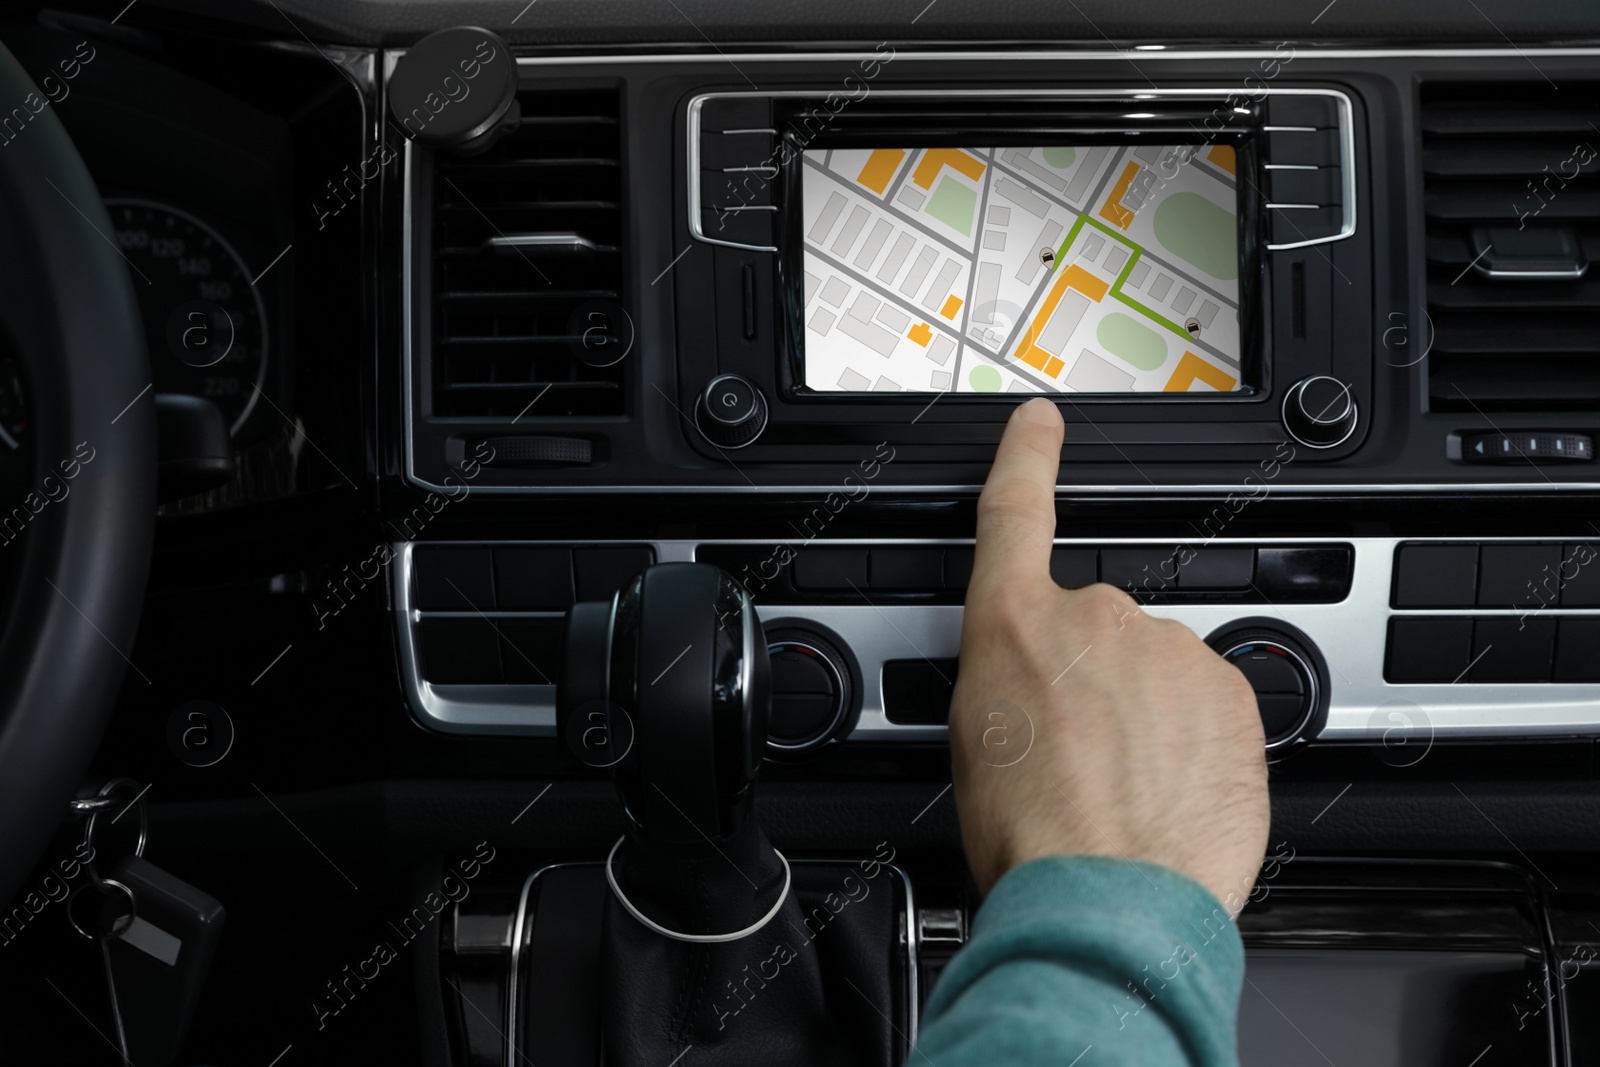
[560,563,770,844]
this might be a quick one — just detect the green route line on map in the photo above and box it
[1051,214,1195,343]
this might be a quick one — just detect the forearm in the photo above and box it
[917,855,1246,1067]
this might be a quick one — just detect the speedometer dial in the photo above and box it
[106,200,270,438]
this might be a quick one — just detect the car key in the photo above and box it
[100,854,226,1067]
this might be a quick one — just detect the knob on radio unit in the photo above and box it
[695,373,769,449]
[1282,375,1358,449]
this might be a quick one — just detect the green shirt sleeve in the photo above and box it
[916,855,1246,1067]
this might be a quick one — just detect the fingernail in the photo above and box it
[1019,397,1062,426]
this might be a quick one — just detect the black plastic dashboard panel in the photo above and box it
[399,48,1600,494]
[234,1,1600,49]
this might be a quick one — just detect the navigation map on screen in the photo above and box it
[799,144,1243,395]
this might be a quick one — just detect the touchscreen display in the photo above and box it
[799,145,1244,395]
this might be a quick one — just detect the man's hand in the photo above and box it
[949,398,1270,914]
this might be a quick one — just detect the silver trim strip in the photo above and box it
[505,861,582,1065]
[396,537,1600,744]
[687,92,777,252]
[403,138,422,487]
[1477,264,1589,281]
[896,863,920,1051]
[516,47,1600,67]
[487,232,609,252]
[393,541,561,735]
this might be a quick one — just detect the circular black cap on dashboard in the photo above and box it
[388,27,519,153]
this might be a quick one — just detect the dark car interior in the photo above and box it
[2,1,1600,1064]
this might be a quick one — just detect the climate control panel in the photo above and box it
[393,536,1600,746]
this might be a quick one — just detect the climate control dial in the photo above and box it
[763,627,854,753]
[1206,621,1327,751]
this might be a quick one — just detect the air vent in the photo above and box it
[1421,83,1600,410]
[429,87,623,418]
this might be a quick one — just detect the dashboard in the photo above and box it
[0,2,1595,808]
[5,4,1600,1064]
[0,2,1595,818]
[382,43,1600,756]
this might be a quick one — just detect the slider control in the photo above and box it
[1459,431,1592,463]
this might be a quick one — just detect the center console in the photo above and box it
[380,38,1600,1067]
[389,44,1600,744]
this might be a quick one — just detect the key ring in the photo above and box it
[79,778,149,858]
[76,778,148,891]
[66,878,136,941]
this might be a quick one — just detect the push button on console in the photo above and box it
[1100,548,1176,593]
[944,547,975,590]
[413,546,495,611]
[1176,548,1255,590]
[1265,167,1341,207]
[1393,544,1478,608]
[793,549,868,591]
[1049,548,1098,589]
[1559,543,1600,606]
[1263,129,1340,166]
[1385,617,1473,683]
[1262,96,1339,129]
[1477,543,1561,610]
[1469,618,1556,683]
[494,547,575,610]
[573,546,655,601]
[1554,618,1600,682]
[869,548,943,591]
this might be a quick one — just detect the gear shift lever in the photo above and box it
[560,563,900,1066]
[564,563,788,938]
[582,562,768,844]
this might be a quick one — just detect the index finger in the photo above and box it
[971,398,1064,595]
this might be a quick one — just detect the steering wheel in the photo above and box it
[0,41,155,906]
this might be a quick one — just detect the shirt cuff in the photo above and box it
[925,854,1247,1064]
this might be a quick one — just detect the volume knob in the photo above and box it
[1281,375,1357,449]
[695,374,768,449]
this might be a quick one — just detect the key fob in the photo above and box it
[102,855,225,1067]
